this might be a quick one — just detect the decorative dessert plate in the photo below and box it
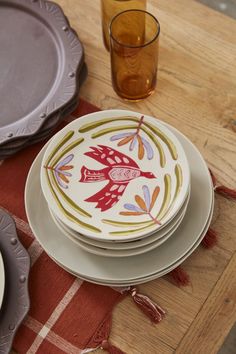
[0,252,4,311]
[0,209,30,354]
[41,110,190,241]
[52,199,213,286]
[26,122,212,283]
[0,0,83,145]
[49,189,189,250]
[50,202,187,257]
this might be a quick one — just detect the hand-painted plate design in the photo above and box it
[41,110,190,241]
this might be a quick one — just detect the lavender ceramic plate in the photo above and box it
[0,0,83,145]
[0,209,30,354]
[0,62,88,151]
[0,91,80,160]
[0,253,4,311]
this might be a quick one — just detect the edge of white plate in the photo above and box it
[53,194,214,286]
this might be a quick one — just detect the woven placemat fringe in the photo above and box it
[87,314,126,354]
[201,227,218,249]
[209,169,236,200]
[101,340,125,354]
[169,266,190,287]
[122,286,165,323]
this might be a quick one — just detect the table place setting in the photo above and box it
[0,0,236,353]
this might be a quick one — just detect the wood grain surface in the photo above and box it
[176,253,236,354]
[12,0,236,353]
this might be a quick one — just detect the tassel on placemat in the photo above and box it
[201,228,218,249]
[127,287,165,323]
[101,340,125,354]
[169,266,190,287]
[87,313,126,354]
[209,169,236,200]
[215,186,236,199]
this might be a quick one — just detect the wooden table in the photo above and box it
[14,0,236,353]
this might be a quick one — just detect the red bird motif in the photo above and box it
[79,145,156,212]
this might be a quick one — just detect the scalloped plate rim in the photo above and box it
[0,209,30,354]
[0,252,5,311]
[0,0,83,144]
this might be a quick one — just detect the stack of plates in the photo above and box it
[0,0,85,159]
[25,110,214,287]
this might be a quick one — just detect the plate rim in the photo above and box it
[49,187,190,248]
[0,0,83,145]
[0,252,5,310]
[0,209,30,353]
[49,194,189,257]
[80,193,215,285]
[52,193,214,286]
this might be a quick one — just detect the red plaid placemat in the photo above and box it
[0,100,126,354]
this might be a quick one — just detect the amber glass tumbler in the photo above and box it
[101,0,146,51]
[110,10,160,101]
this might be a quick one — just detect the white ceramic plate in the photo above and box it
[40,110,190,241]
[50,200,187,257]
[53,196,213,286]
[49,189,190,251]
[26,122,212,283]
[0,252,5,310]
[78,192,214,285]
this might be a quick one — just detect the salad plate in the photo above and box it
[50,202,187,257]
[41,110,190,241]
[49,189,190,250]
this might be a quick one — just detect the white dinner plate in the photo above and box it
[40,110,190,241]
[25,122,213,283]
[0,252,5,310]
[76,192,214,285]
[52,197,213,286]
[49,189,190,252]
[50,199,187,257]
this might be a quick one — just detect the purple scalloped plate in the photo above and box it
[0,253,4,311]
[0,95,80,159]
[0,209,30,354]
[0,62,87,151]
[0,62,88,160]
[0,0,84,145]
